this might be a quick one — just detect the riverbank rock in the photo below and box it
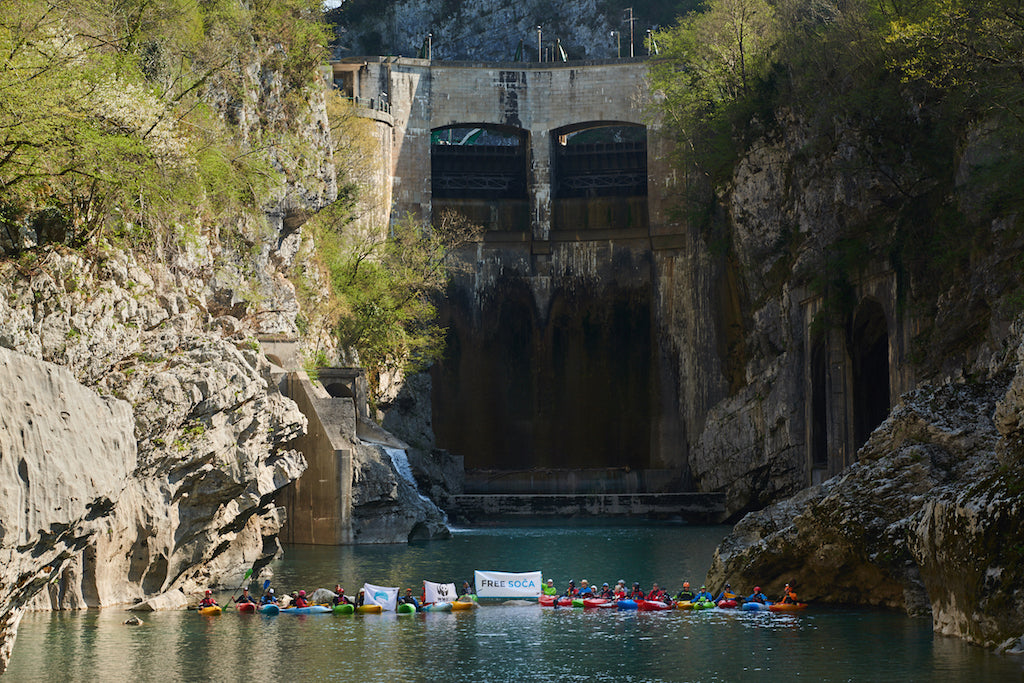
[0,250,308,608]
[706,321,1024,648]
[0,347,137,673]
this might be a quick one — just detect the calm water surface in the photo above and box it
[7,523,1023,682]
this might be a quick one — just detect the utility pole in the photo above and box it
[623,8,635,58]
[537,26,542,62]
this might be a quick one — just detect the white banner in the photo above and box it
[424,580,457,604]
[474,570,543,598]
[363,583,399,611]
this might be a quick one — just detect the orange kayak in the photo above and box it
[769,602,807,612]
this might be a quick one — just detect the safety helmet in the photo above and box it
[547,579,553,584]
[299,590,306,597]
[602,583,609,587]
[205,590,212,595]
[683,582,690,588]
[269,589,275,594]
[754,586,761,592]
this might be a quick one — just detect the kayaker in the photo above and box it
[599,583,614,599]
[746,586,769,604]
[614,581,627,599]
[578,579,593,597]
[693,585,714,602]
[356,589,366,607]
[260,588,278,605]
[459,581,473,597]
[199,590,218,609]
[293,590,310,608]
[714,583,738,603]
[400,588,421,609]
[646,582,667,602]
[779,583,798,604]
[628,583,645,601]
[333,586,351,605]
[676,581,695,602]
[563,580,577,597]
[543,579,558,596]
[235,588,255,605]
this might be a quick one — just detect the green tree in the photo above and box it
[650,0,778,182]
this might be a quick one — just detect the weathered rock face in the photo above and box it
[706,321,1024,650]
[0,347,136,672]
[350,441,451,543]
[329,0,671,62]
[0,250,308,671]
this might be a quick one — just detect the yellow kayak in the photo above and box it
[198,605,222,615]
[450,600,477,611]
[676,601,693,610]
[356,604,383,614]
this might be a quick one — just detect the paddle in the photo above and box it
[223,568,253,610]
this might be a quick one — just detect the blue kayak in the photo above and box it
[260,604,280,615]
[280,605,332,615]
[740,602,772,611]
[616,600,638,611]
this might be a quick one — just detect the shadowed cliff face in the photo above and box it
[432,262,658,470]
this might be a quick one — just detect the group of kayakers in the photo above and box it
[545,577,800,607]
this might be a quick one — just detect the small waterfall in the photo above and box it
[382,445,449,525]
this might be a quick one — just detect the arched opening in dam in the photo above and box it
[430,124,529,232]
[849,298,890,451]
[551,122,648,232]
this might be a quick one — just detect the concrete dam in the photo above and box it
[280,54,908,532]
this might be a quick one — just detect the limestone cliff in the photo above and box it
[705,319,1024,651]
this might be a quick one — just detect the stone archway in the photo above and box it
[849,298,890,452]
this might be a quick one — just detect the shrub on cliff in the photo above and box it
[0,0,328,256]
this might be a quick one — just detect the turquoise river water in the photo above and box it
[6,522,1023,682]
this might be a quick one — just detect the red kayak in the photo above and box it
[637,600,673,611]
[717,599,738,608]
[582,598,609,609]
[539,595,574,607]
[236,602,256,613]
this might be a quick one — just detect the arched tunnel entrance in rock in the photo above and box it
[431,276,657,472]
[849,298,890,451]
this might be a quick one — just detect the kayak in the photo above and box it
[616,600,638,611]
[582,599,609,609]
[397,603,417,614]
[333,604,355,615]
[571,599,585,608]
[539,595,556,607]
[260,604,280,615]
[637,600,673,611]
[740,601,772,611]
[553,597,573,608]
[280,605,332,615]
[769,602,807,612]
[356,604,383,614]
[423,602,453,612]
[676,601,693,610]
[198,606,222,616]
[717,599,738,609]
[691,599,715,610]
[236,602,256,613]
[450,600,477,610]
